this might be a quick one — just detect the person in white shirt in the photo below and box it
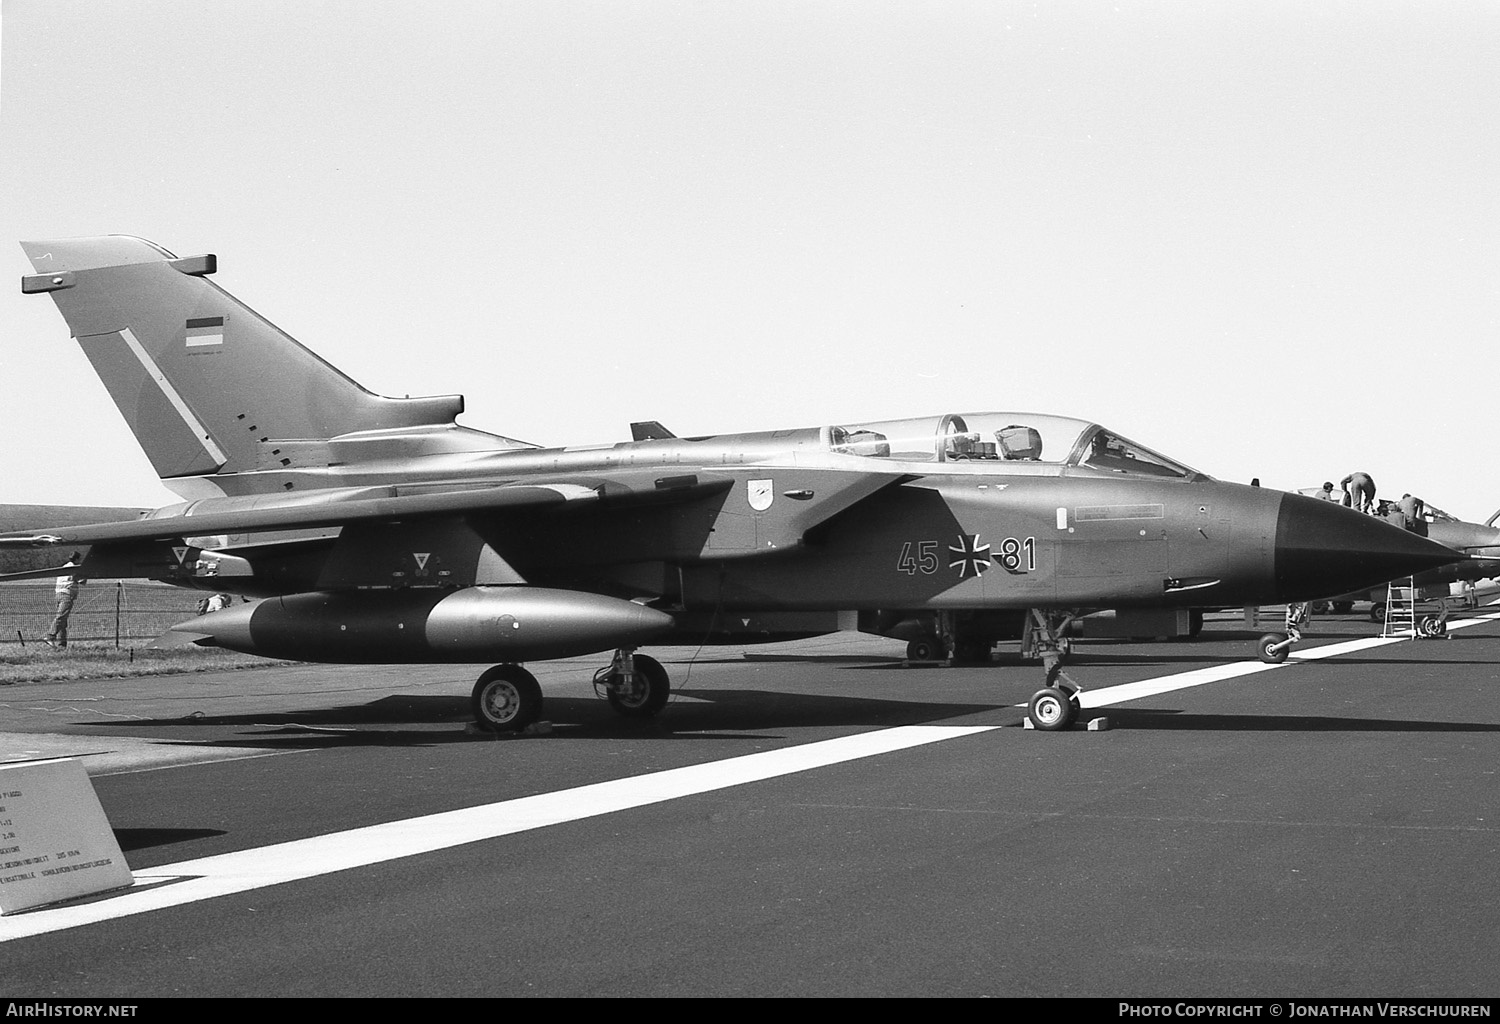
[44,556,85,648]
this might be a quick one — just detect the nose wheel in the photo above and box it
[1256,633,1292,663]
[1027,684,1080,731]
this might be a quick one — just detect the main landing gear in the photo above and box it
[1021,609,1083,731]
[905,635,948,662]
[471,664,542,732]
[593,649,671,717]
[470,647,671,733]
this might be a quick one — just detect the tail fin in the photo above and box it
[21,236,525,491]
[630,420,677,441]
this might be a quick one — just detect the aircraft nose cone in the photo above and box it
[1275,494,1463,600]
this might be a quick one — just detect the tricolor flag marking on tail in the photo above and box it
[185,316,224,347]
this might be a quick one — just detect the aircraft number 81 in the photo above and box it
[993,536,1037,573]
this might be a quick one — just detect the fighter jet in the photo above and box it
[1312,502,1500,618]
[6,236,1460,731]
[1389,508,1500,625]
[1408,505,1500,583]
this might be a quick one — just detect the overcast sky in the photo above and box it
[2,1,1496,520]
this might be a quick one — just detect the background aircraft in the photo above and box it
[1401,504,1500,584]
[1305,501,1500,619]
[4,236,1459,731]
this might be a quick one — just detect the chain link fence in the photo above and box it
[0,581,219,646]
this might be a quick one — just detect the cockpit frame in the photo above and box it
[824,412,1206,481]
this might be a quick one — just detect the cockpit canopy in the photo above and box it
[825,412,1205,480]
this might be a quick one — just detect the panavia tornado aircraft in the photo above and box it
[1399,505,1500,586]
[7,236,1460,731]
[1306,501,1500,619]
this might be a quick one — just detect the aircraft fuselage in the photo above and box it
[118,434,1440,619]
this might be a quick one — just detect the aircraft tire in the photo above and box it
[606,654,671,718]
[906,637,946,662]
[1419,616,1446,637]
[472,664,542,733]
[1256,633,1290,664]
[1027,687,1077,731]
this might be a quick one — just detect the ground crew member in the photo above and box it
[1398,493,1426,534]
[44,556,85,648]
[1341,472,1377,513]
[1317,481,1336,501]
[1285,601,1311,644]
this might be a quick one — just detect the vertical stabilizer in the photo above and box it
[20,236,475,482]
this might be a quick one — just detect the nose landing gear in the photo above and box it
[1256,602,1309,664]
[1022,609,1083,731]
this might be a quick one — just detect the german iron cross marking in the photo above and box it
[948,534,991,578]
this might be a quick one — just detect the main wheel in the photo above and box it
[1027,687,1077,731]
[1419,616,1446,637]
[605,653,670,718]
[471,664,542,733]
[1256,632,1289,664]
[906,636,946,662]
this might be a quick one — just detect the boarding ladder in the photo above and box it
[1381,577,1417,639]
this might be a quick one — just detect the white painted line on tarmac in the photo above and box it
[1074,609,1500,709]
[0,724,996,942]
[1073,634,1409,708]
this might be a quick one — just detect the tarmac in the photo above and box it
[1,607,1498,998]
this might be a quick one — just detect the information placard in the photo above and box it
[0,758,134,915]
